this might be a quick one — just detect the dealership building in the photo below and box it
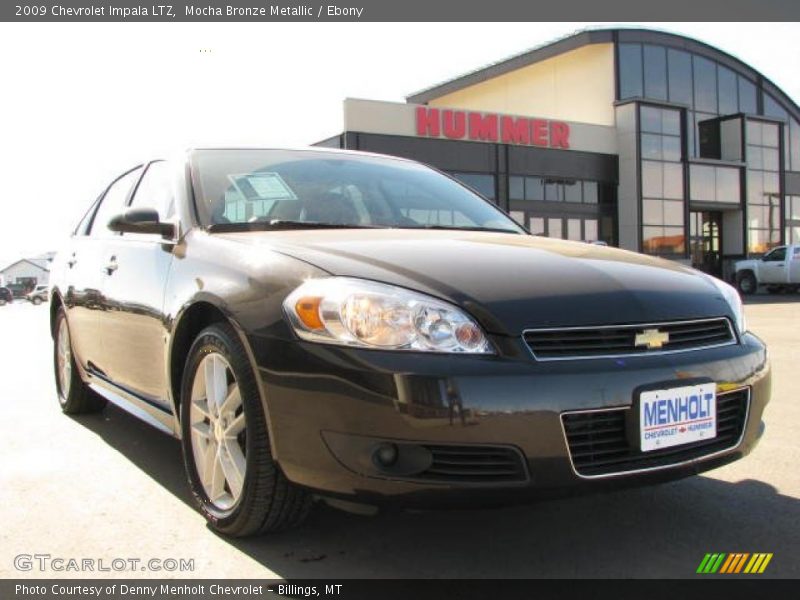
[316,28,800,279]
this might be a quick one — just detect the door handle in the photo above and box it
[104,257,118,274]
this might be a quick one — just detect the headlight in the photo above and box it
[283,277,493,354]
[707,275,746,335]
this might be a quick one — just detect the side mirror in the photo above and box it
[108,207,175,238]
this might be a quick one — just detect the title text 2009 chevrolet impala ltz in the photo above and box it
[50,148,769,536]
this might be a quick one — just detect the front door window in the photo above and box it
[690,211,722,276]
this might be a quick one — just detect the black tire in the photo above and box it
[53,307,107,414]
[32,297,42,305]
[180,322,311,537]
[736,271,757,295]
[0,298,6,306]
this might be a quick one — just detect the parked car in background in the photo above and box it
[50,148,769,537]
[26,285,49,305]
[734,244,800,294]
[6,283,30,299]
[0,287,12,306]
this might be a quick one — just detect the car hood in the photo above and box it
[216,229,733,336]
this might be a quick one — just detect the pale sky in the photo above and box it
[1,22,799,269]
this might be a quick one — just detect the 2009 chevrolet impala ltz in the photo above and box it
[50,148,770,536]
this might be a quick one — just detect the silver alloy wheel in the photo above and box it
[189,352,247,511]
[57,318,72,401]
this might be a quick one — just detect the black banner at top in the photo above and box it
[3,0,800,22]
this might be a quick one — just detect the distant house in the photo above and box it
[0,253,54,289]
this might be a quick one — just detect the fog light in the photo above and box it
[373,443,399,467]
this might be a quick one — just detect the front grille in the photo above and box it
[561,388,749,477]
[417,444,528,483]
[524,318,736,360]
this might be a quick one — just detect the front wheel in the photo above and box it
[736,271,757,295]
[53,307,106,414]
[180,322,311,537]
[32,297,43,305]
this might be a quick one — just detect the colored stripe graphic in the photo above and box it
[702,552,774,574]
[719,554,736,573]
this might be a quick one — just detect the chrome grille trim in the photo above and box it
[559,386,751,480]
[523,317,737,361]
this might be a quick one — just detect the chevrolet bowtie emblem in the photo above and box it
[635,328,670,349]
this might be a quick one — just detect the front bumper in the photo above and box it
[250,331,770,508]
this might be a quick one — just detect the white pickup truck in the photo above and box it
[734,244,800,294]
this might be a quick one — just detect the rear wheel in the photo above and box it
[180,322,311,537]
[32,297,42,305]
[54,308,106,414]
[736,271,757,295]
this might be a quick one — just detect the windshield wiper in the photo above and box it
[396,224,522,234]
[208,220,388,233]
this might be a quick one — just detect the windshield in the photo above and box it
[189,149,524,234]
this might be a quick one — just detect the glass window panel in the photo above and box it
[747,170,763,204]
[791,119,800,171]
[763,171,780,194]
[717,66,738,115]
[716,167,740,203]
[510,210,526,227]
[663,162,684,199]
[763,94,789,121]
[738,77,757,114]
[583,181,598,204]
[643,226,685,255]
[687,111,696,157]
[790,196,800,219]
[530,217,545,235]
[662,136,682,162]
[662,110,681,136]
[640,106,662,134]
[525,177,544,201]
[643,198,662,225]
[690,165,715,201]
[563,181,582,203]
[544,180,562,202]
[509,176,524,200]
[567,218,582,241]
[746,120,762,146]
[762,148,780,172]
[547,217,563,239]
[791,226,800,244]
[643,45,667,100]
[641,133,663,160]
[762,122,779,148]
[642,160,663,197]
[748,145,763,169]
[619,43,643,99]
[663,200,685,226]
[748,229,767,254]
[749,205,767,229]
[667,49,693,105]
[692,56,717,113]
[129,161,174,221]
[584,219,598,241]
[453,172,495,200]
[90,168,143,237]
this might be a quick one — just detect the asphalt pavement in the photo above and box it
[0,297,798,578]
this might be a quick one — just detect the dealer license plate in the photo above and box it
[639,383,716,452]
